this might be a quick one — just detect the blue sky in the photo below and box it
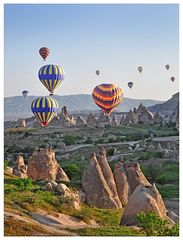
[4,4,179,100]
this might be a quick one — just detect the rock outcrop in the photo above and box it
[27,148,70,182]
[124,110,139,125]
[111,116,119,126]
[82,148,122,209]
[98,113,111,127]
[57,106,76,127]
[113,163,129,206]
[120,184,169,226]
[76,115,86,125]
[139,107,154,124]
[87,113,98,126]
[13,155,27,178]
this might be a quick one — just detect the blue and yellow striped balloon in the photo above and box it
[38,64,65,95]
[31,97,59,127]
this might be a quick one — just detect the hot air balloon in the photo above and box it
[31,96,59,127]
[171,77,175,82]
[138,66,143,73]
[165,64,170,70]
[39,47,50,61]
[128,82,134,89]
[22,90,29,99]
[92,83,123,115]
[96,70,100,76]
[38,64,65,95]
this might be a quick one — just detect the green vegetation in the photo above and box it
[141,163,162,181]
[4,160,9,170]
[142,150,163,160]
[72,226,145,236]
[63,134,83,145]
[62,163,81,181]
[157,184,179,198]
[136,211,179,236]
[12,178,34,191]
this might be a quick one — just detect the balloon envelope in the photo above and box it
[96,70,100,75]
[128,82,134,89]
[138,66,143,73]
[92,83,123,115]
[22,90,29,98]
[38,64,65,95]
[171,77,175,82]
[31,96,59,127]
[39,47,50,60]
[165,64,170,70]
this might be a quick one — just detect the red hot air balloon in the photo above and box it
[92,83,123,115]
[39,47,50,61]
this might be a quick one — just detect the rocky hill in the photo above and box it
[148,92,179,113]
[4,94,163,121]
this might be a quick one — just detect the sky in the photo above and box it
[4,3,179,101]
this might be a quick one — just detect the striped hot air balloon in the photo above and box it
[39,47,50,61]
[92,83,123,115]
[38,64,65,95]
[31,96,59,127]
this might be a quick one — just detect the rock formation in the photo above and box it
[27,148,70,182]
[82,149,122,209]
[98,113,111,127]
[119,115,125,125]
[139,106,154,124]
[76,115,86,125]
[87,113,98,126]
[113,162,129,206]
[120,184,169,226]
[114,162,151,198]
[124,110,139,125]
[111,115,119,126]
[16,119,27,128]
[13,155,27,178]
[57,106,76,127]
[154,112,163,124]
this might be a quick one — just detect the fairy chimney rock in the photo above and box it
[82,149,122,209]
[27,148,70,182]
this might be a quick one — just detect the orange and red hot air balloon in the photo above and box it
[39,47,50,61]
[92,83,123,115]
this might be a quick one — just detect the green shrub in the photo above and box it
[13,178,33,191]
[157,176,167,185]
[62,163,81,180]
[136,211,179,236]
[84,137,93,144]
[142,163,162,181]
[63,135,78,145]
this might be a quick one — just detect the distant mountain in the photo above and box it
[4,94,163,121]
[148,92,179,113]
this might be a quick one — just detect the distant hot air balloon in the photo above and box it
[38,64,65,95]
[128,82,134,89]
[171,77,175,82]
[165,64,170,70]
[22,90,29,99]
[138,66,143,73]
[96,70,100,76]
[39,47,50,61]
[31,96,59,127]
[92,83,123,115]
